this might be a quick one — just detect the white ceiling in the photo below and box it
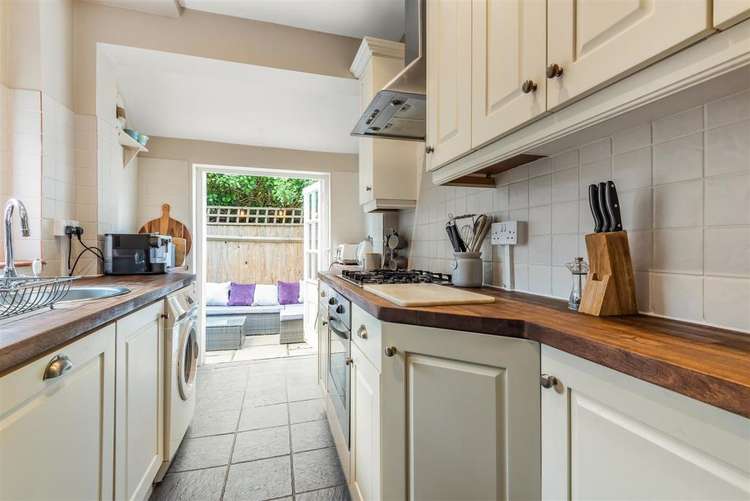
[103,45,360,154]
[181,0,405,40]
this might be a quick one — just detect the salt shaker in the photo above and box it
[565,257,589,311]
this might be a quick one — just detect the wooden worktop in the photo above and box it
[0,272,195,376]
[320,273,750,419]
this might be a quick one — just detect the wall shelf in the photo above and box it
[118,129,148,168]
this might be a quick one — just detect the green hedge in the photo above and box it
[207,173,313,208]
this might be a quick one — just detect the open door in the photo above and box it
[302,181,327,348]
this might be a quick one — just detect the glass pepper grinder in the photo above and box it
[565,257,589,311]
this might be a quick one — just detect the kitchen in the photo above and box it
[0,1,749,501]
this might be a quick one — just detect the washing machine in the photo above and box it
[157,283,199,480]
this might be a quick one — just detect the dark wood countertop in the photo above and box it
[0,272,195,376]
[320,273,750,419]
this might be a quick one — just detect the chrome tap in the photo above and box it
[3,198,30,278]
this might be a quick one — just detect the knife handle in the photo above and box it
[588,184,604,233]
[606,180,623,232]
[598,182,611,232]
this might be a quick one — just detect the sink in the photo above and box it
[59,286,131,302]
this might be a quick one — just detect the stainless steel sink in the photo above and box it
[59,286,131,302]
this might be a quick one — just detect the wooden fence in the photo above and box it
[206,208,303,284]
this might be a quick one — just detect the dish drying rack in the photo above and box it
[0,275,79,318]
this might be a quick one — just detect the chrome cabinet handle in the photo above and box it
[43,355,73,380]
[540,373,558,389]
[384,346,397,357]
[357,325,368,340]
[425,146,434,154]
[322,321,328,326]
[546,63,564,79]
[365,186,372,191]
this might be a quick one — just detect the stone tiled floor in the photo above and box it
[204,335,316,365]
[151,355,350,501]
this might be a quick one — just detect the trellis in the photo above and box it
[207,206,303,225]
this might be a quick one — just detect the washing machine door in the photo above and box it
[177,313,199,401]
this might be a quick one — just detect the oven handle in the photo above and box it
[328,320,350,340]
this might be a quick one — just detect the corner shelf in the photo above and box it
[118,129,148,168]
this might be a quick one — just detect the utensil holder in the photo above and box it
[579,232,638,316]
[451,252,483,287]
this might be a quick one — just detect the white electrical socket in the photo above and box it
[53,219,82,237]
[491,221,518,245]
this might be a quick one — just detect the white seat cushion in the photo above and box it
[206,305,282,316]
[280,303,304,321]
[205,282,230,306]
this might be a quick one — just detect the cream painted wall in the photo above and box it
[73,1,360,116]
[138,136,365,262]
[39,0,73,109]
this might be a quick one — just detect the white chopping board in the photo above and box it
[363,283,495,307]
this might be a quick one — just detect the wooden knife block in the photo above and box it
[579,231,638,316]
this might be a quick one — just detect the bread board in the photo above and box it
[363,283,495,307]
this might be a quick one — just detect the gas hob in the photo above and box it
[340,269,452,287]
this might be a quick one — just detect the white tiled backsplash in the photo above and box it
[401,89,750,332]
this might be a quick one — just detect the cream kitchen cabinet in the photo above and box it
[349,341,381,501]
[425,0,472,170]
[115,301,165,501]
[0,324,116,501]
[715,0,750,29]
[471,0,547,148]
[351,38,420,212]
[344,303,541,501]
[541,345,750,500]
[546,0,712,109]
[426,0,722,175]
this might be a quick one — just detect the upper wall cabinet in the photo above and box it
[547,0,712,109]
[471,0,547,148]
[352,38,420,212]
[714,0,750,29]
[425,0,473,170]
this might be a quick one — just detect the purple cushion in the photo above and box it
[228,283,255,306]
[277,280,301,305]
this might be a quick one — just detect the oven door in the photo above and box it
[327,318,350,446]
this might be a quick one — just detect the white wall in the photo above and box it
[402,89,750,333]
[137,157,191,233]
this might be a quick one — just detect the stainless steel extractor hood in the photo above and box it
[351,0,425,141]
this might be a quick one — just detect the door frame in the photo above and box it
[192,163,331,364]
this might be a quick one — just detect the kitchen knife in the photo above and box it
[605,180,623,232]
[588,184,604,233]
[598,182,612,232]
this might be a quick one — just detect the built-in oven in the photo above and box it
[326,288,351,448]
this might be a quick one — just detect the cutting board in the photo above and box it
[363,283,495,307]
[139,203,192,258]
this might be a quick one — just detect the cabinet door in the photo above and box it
[715,0,750,29]
[542,346,750,501]
[317,295,329,390]
[115,302,164,501]
[380,322,540,500]
[426,0,472,171]
[547,0,711,109]
[0,325,116,501]
[471,0,547,147]
[350,343,380,501]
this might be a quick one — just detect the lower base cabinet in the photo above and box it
[345,304,542,501]
[115,301,165,501]
[350,342,380,501]
[541,346,750,501]
[0,324,116,501]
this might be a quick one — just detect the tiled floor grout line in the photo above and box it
[219,366,251,501]
[285,369,298,500]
